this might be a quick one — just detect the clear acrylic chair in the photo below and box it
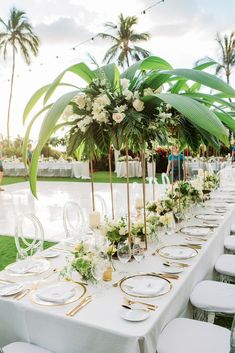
[63,201,85,240]
[2,342,53,353]
[161,173,170,195]
[15,214,44,259]
[156,316,232,353]
[94,193,108,219]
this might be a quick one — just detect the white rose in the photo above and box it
[143,88,154,96]
[123,89,133,101]
[93,111,108,123]
[76,95,86,109]
[133,99,144,112]
[119,227,127,235]
[133,91,140,99]
[120,78,130,89]
[112,112,125,123]
[95,95,110,106]
[166,104,172,111]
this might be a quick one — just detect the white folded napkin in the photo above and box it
[125,278,166,296]
[162,247,195,258]
[36,283,76,303]
[0,283,23,296]
[187,228,209,236]
[8,260,47,274]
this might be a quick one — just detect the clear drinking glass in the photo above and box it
[132,242,145,263]
[117,242,131,274]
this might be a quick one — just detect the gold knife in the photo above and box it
[66,296,91,317]
[68,297,92,317]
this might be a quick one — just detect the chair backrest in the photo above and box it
[230,314,235,352]
[15,214,44,259]
[94,193,108,218]
[162,173,170,194]
[63,201,85,239]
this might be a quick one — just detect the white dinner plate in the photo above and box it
[120,307,150,322]
[195,214,224,221]
[31,281,87,306]
[0,281,24,296]
[180,226,210,236]
[158,245,198,260]
[120,274,171,298]
[160,265,184,274]
[5,258,50,276]
[41,250,60,258]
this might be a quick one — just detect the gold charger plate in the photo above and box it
[119,273,172,299]
[157,245,198,260]
[5,258,51,277]
[30,280,87,306]
[195,214,224,221]
[180,226,211,236]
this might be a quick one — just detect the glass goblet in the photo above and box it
[132,242,145,263]
[117,241,131,274]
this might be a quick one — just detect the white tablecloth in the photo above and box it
[116,161,142,177]
[0,185,235,353]
[2,161,90,179]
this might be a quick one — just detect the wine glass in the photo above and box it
[117,242,131,274]
[91,256,108,297]
[174,210,182,233]
[132,242,145,263]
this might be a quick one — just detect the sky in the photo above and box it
[0,0,235,140]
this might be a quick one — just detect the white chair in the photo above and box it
[2,342,53,353]
[156,317,230,353]
[63,201,85,239]
[215,254,235,283]
[231,222,235,235]
[161,173,170,194]
[190,280,235,323]
[94,193,108,218]
[15,214,44,259]
[225,236,235,252]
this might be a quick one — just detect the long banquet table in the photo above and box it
[2,161,90,179]
[0,186,235,353]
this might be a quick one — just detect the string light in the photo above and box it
[0,0,165,84]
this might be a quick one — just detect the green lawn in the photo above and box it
[0,236,55,271]
[2,171,162,186]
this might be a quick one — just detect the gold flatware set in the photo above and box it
[66,296,92,317]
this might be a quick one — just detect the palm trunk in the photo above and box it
[226,69,233,144]
[7,46,15,144]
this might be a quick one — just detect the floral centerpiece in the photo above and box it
[204,174,220,191]
[71,242,98,282]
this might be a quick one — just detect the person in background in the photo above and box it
[26,143,33,177]
[0,143,4,191]
[232,144,235,163]
[166,145,188,181]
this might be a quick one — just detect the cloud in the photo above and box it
[34,17,92,44]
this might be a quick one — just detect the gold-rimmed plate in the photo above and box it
[5,258,51,277]
[195,214,224,221]
[180,226,210,236]
[119,273,172,299]
[30,281,87,306]
[0,280,24,296]
[157,245,198,260]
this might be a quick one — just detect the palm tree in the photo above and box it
[215,32,235,84]
[197,32,235,84]
[0,7,40,142]
[97,13,150,68]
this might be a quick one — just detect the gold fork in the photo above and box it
[124,298,157,311]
